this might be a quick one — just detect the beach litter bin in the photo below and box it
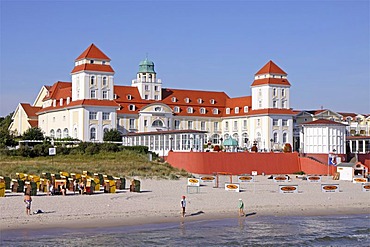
[130,179,140,192]
[0,182,5,197]
[85,179,94,195]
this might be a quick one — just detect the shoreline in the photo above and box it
[1,176,369,233]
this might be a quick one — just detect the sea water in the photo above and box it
[1,214,369,246]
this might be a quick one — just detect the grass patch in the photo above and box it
[0,150,189,179]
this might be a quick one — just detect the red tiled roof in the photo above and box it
[223,96,252,117]
[38,99,119,113]
[338,112,357,118]
[43,82,71,101]
[75,44,110,61]
[247,108,295,116]
[20,103,41,117]
[255,60,287,75]
[28,119,38,127]
[71,64,114,74]
[302,119,347,126]
[251,78,291,87]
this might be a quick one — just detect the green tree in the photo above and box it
[22,127,44,140]
[0,112,17,146]
[103,129,122,142]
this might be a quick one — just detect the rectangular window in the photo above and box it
[188,121,193,129]
[273,100,277,108]
[154,95,159,100]
[145,95,149,100]
[102,91,108,99]
[144,120,148,126]
[145,85,149,91]
[201,121,206,131]
[174,120,180,130]
[89,112,97,120]
[129,119,135,129]
[257,119,261,126]
[233,121,238,130]
[273,119,279,126]
[90,90,96,99]
[214,122,219,131]
[102,112,110,120]
[154,86,159,91]
[243,120,247,129]
[282,119,288,126]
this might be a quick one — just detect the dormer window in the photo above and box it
[90,60,94,64]
[213,108,218,114]
[235,107,239,114]
[127,94,132,100]
[129,104,135,111]
[198,98,203,104]
[200,108,206,114]
[102,61,106,65]
[174,106,180,113]
[226,108,230,114]
[185,98,190,103]
[244,106,248,113]
[171,97,177,102]
[210,99,215,104]
[187,107,193,113]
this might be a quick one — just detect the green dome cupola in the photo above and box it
[138,58,156,73]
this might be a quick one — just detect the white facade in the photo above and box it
[301,120,347,154]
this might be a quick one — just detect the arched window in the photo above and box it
[129,104,135,111]
[226,108,230,114]
[74,127,78,138]
[50,129,55,138]
[213,108,218,114]
[273,132,278,143]
[283,133,287,144]
[63,128,69,138]
[174,106,180,113]
[152,120,164,127]
[256,132,261,143]
[224,133,230,139]
[235,107,239,114]
[273,88,277,96]
[56,129,61,139]
[233,133,239,142]
[90,76,95,85]
[187,107,193,113]
[200,108,206,114]
[90,127,96,140]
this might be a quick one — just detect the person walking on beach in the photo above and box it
[238,198,245,217]
[181,195,187,217]
[24,193,32,215]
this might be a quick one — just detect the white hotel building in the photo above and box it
[10,44,298,155]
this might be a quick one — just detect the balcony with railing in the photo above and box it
[132,78,162,84]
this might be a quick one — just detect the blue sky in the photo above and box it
[0,0,369,117]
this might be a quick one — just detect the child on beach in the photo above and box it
[181,196,186,217]
[24,193,32,215]
[238,198,245,217]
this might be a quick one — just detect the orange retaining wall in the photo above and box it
[167,152,336,175]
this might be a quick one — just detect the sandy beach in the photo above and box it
[1,176,369,232]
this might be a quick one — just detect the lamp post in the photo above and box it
[270,138,274,152]
[169,136,173,151]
